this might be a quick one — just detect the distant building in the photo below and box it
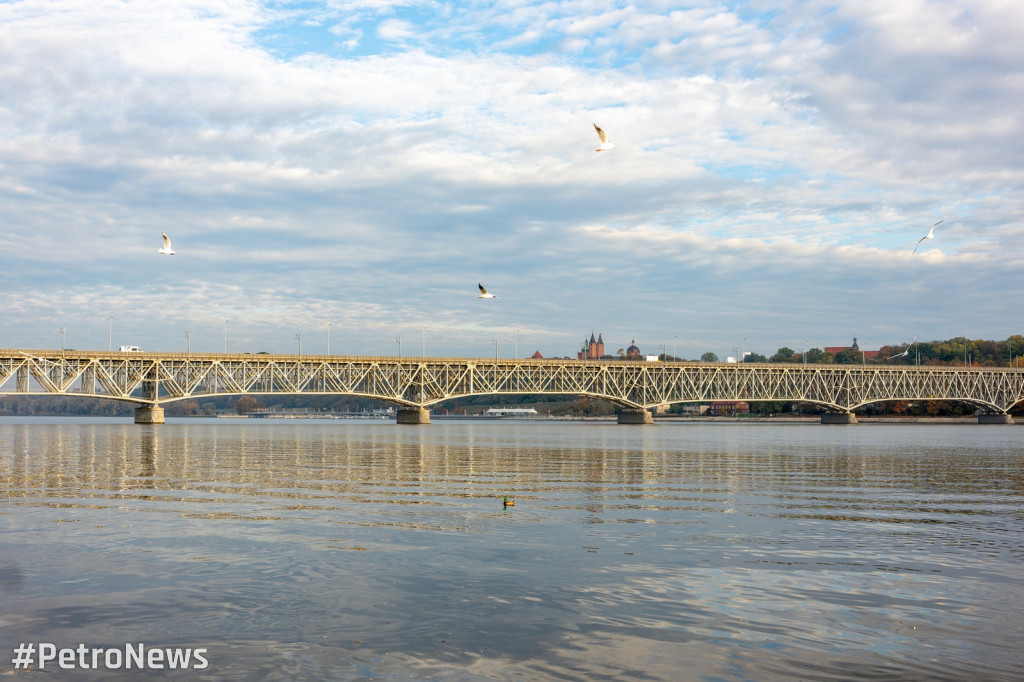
[825,336,879,361]
[626,339,641,360]
[708,401,750,416]
[578,332,605,360]
[531,350,543,359]
[485,407,538,417]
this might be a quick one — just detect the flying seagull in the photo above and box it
[593,123,616,152]
[478,283,499,299]
[886,337,916,360]
[912,220,943,254]
[159,232,176,255]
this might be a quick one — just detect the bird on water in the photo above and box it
[503,496,515,507]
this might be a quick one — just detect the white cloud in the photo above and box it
[0,0,1021,360]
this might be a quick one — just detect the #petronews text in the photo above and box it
[12,642,208,670]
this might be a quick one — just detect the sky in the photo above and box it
[1,0,1022,361]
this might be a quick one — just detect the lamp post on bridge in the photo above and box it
[395,336,402,360]
[108,312,113,351]
[185,330,191,358]
[59,327,65,357]
[491,339,499,364]
[224,319,229,354]
[327,322,332,355]
[295,333,302,356]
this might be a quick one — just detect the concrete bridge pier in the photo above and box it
[134,406,165,424]
[821,412,858,425]
[396,407,431,425]
[978,413,1015,425]
[617,409,653,425]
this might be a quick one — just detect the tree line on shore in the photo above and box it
[684,334,1023,367]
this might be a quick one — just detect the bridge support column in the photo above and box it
[134,406,165,424]
[396,407,430,425]
[978,413,1015,425]
[617,409,653,425]
[821,412,857,425]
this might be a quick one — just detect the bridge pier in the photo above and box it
[978,413,1015,425]
[396,407,431,425]
[821,412,858,425]
[134,406,165,424]
[617,409,653,425]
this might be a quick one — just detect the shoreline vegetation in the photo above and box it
[0,410,1004,424]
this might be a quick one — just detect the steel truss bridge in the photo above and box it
[1,349,1020,425]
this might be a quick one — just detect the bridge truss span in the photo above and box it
[1,350,1021,422]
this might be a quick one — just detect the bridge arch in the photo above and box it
[2,350,1020,425]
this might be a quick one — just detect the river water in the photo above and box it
[1,417,1022,680]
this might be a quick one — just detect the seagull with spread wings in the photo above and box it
[912,220,943,254]
[159,232,176,255]
[886,337,916,360]
[478,284,499,299]
[593,123,616,152]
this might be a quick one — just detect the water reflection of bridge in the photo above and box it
[2,349,1019,426]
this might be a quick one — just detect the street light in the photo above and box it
[491,339,499,363]
[515,328,519,358]
[327,321,332,355]
[295,333,302,356]
[108,312,113,351]
[185,330,191,357]
[395,336,402,359]
[224,319,229,353]
[59,327,66,354]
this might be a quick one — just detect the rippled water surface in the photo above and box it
[2,417,1023,680]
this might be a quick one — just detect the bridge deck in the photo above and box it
[2,350,1021,420]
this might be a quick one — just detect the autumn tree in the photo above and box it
[769,347,797,363]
